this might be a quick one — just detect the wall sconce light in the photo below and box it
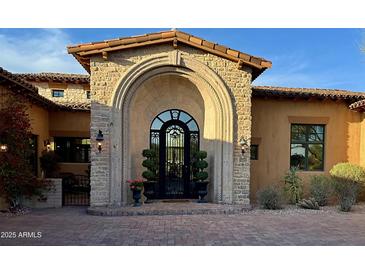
[239,137,250,154]
[44,140,51,151]
[96,130,104,153]
[0,143,8,153]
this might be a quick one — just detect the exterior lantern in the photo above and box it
[239,137,249,154]
[96,130,104,152]
[0,143,8,153]
[44,139,51,151]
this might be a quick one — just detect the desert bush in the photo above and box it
[330,163,365,212]
[297,197,320,210]
[309,175,332,206]
[283,167,303,204]
[257,185,283,210]
[332,179,359,212]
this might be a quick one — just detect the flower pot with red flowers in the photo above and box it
[192,151,209,203]
[127,179,144,207]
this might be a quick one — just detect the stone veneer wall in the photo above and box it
[31,81,91,104]
[22,178,62,208]
[89,44,252,206]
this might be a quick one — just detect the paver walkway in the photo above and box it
[1,204,365,245]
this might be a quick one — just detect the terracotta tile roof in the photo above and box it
[0,67,59,109]
[67,30,272,79]
[16,72,90,84]
[349,99,365,111]
[56,102,90,111]
[252,86,365,102]
[1,67,90,112]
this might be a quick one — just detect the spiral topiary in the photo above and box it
[142,149,158,181]
[192,150,209,182]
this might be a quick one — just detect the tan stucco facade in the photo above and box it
[250,97,363,200]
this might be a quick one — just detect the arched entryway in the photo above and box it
[150,109,199,199]
[108,51,237,206]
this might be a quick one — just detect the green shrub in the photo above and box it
[283,167,303,204]
[309,175,332,206]
[330,163,365,184]
[192,150,209,182]
[297,198,320,210]
[141,149,157,181]
[330,163,365,212]
[257,185,283,210]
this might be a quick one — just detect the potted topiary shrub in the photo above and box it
[142,149,158,202]
[192,150,209,203]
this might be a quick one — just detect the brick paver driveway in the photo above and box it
[1,205,365,245]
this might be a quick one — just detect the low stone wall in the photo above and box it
[22,178,62,209]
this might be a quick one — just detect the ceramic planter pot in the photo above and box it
[143,181,157,202]
[132,189,142,207]
[195,181,209,203]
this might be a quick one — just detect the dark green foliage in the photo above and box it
[142,159,157,169]
[141,149,157,181]
[195,171,208,181]
[257,185,283,210]
[297,197,320,210]
[142,170,155,181]
[283,167,303,204]
[39,150,60,178]
[142,149,156,158]
[332,179,359,212]
[309,175,332,206]
[195,160,208,170]
[192,150,209,182]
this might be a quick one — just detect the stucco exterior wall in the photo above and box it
[89,44,253,206]
[250,97,362,200]
[27,103,50,176]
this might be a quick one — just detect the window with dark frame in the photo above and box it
[52,89,64,97]
[86,90,91,99]
[250,144,259,160]
[54,137,91,163]
[290,124,325,171]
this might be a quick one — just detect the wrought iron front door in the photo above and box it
[160,121,190,198]
[150,109,199,199]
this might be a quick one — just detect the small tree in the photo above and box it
[141,149,158,181]
[192,151,208,182]
[283,167,303,204]
[0,97,50,210]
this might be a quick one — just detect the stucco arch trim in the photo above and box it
[109,50,235,205]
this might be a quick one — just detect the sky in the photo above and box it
[0,28,365,90]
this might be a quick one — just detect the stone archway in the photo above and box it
[109,50,235,206]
